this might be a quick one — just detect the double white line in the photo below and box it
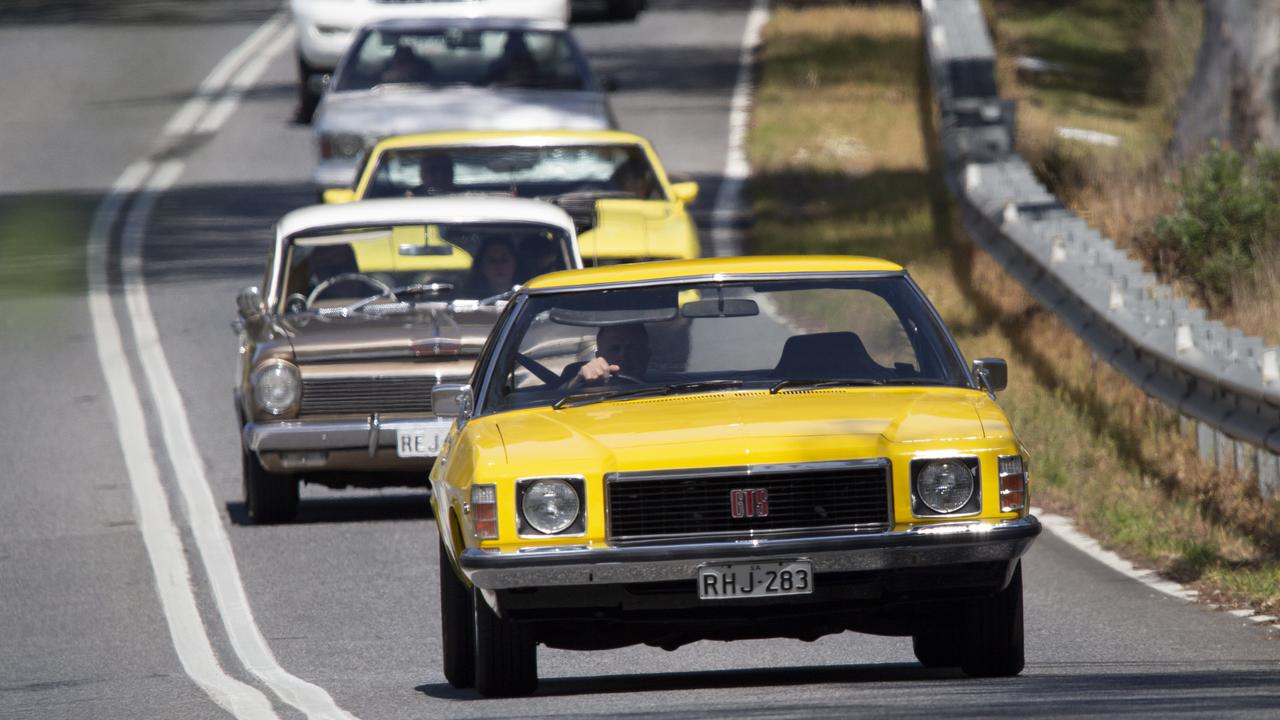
[86,14,356,720]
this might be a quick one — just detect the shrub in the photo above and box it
[1153,142,1280,304]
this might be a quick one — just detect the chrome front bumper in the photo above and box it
[459,516,1041,590]
[244,416,445,454]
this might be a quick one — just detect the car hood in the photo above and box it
[315,87,612,136]
[276,308,499,363]
[491,388,1003,473]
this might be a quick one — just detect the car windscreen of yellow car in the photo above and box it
[278,222,573,314]
[482,274,973,413]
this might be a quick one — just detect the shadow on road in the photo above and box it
[416,664,1280,715]
[227,491,434,527]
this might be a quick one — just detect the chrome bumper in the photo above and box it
[244,416,445,454]
[460,516,1041,590]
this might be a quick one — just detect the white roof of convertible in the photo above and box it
[275,196,578,243]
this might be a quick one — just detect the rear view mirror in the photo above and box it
[236,285,264,322]
[669,181,699,205]
[432,384,474,420]
[680,298,758,318]
[973,357,1008,393]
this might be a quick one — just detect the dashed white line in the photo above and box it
[709,0,770,257]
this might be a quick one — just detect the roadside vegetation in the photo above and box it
[748,1,1279,614]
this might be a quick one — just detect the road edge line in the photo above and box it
[709,0,770,257]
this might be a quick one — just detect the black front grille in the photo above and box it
[300,376,435,416]
[607,463,891,542]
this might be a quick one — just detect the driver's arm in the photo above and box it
[565,356,619,389]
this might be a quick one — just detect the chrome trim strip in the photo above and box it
[524,270,908,295]
[460,516,1041,590]
[608,458,889,483]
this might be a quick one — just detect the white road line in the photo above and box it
[709,0,770,257]
[1034,509,1199,602]
[89,12,357,720]
[88,164,279,719]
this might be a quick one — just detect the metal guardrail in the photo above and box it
[919,0,1280,497]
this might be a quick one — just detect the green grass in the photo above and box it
[749,1,1280,616]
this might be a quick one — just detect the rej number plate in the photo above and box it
[395,421,452,458]
[697,560,813,600]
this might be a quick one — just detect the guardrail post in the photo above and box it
[1197,422,1215,463]
[1258,450,1280,499]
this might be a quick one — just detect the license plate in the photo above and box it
[697,560,813,600]
[395,421,452,458]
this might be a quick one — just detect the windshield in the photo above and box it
[334,28,587,92]
[482,276,971,412]
[364,144,663,201]
[278,222,573,314]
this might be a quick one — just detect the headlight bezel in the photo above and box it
[251,359,302,418]
[515,476,586,537]
[910,456,981,517]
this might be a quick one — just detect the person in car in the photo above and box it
[381,45,432,84]
[565,323,651,389]
[408,154,455,197]
[465,238,519,297]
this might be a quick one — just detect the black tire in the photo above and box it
[960,561,1025,677]
[242,450,299,524]
[295,54,321,124]
[438,534,475,689]
[912,628,962,668]
[473,587,537,697]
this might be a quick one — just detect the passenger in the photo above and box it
[488,32,540,86]
[381,45,432,84]
[566,323,651,388]
[611,158,655,199]
[465,238,519,297]
[408,154,455,197]
[516,235,561,283]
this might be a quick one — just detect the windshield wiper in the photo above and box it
[553,379,745,410]
[769,377,945,394]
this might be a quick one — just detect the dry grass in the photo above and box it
[750,0,1280,614]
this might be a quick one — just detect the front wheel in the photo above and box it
[438,534,475,689]
[960,561,1025,677]
[473,588,537,697]
[912,628,962,668]
[242,450,298,524]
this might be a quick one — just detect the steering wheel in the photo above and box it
[305,273,397,309]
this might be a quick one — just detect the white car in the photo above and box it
[311,16,615,191]
[291,0,570,121]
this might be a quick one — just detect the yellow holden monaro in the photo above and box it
[324,129,701,264]
[428,256,1040,696]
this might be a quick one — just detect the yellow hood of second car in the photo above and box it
[491,387,1000,474]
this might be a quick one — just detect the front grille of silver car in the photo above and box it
[299,376,436,416]
[606,460,892,543]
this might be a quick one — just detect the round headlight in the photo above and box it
[328,133,365,159]
[252,361,301,416]
[521,479,580,535]
[917,460,975,514]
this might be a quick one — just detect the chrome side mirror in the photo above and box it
[432,384,474,420]
[236,285,264,322]
[973,357,1008,393]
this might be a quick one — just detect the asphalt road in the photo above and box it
[1,1,1278,718]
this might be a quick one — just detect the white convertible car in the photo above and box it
[310,15,614,191]
[291,0,570,121]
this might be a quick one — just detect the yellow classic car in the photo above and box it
[322,130,701,264]
[428,256,1040,696]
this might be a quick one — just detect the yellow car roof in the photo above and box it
[370,129,652,152]
[525,256,905,290]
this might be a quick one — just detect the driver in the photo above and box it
[565,323,650,389]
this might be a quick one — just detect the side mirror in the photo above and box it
[602,75,620,93]
[432,384,474,420]
[972,357,1008,393]
[322,188,356,205]
[669,181,699,205]
[236,285,264,323]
